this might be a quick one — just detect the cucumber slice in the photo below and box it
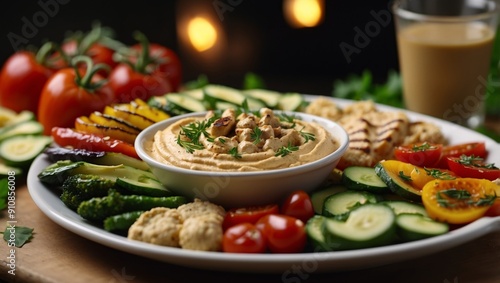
[166,93,207,113]
[0,135,52,168]
[203,84,266,110]
[342,166,389,193]
[305,215,330,252]
[116,176,172,197]
[215,101,238,111]
[182,88,205,100]
[381,200,428,216]
[0,107,18,126]
[310,185,348,214]
[5,111,35,127]
[396,213,449,241]
[323,203,396,250]
[322,190,379,220]
[0,163,22,177]
[277,92,305,111]
[0,120,44,142]
[242,89,281,108]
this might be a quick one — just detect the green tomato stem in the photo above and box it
[72,55,110,91]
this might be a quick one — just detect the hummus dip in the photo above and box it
[148,108,339,172]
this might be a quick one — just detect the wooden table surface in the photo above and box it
[0,180,499,283]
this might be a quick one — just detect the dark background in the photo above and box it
[0,0,399,96]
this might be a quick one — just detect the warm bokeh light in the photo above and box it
[187,16,218,52]
[284,0,324,28]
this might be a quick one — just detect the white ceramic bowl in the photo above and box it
[135,111,349,208]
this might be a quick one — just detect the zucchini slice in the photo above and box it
[277,92,305,111]
[310,185,348,214]
[395,213,449,241]
[323,203,396,250]
[341,166,389,194]
[0,120,44,142]
[242,89,282,108]
[166,93,207,113]
[374,160,423,202]
[203,84,266,110]
[0,163,22,177]
[322,190,379,220]
[0,135,52,168]
[116,176,172,197]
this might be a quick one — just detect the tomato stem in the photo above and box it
[36,42,58,67]
[72,55,110,91]
[133,31,152,74]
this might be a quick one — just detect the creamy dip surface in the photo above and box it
[147,108,339,172]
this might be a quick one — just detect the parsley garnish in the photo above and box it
[457,155,498,169]
[436,188,496,208]
[424,168,456,180]
[411,142,435,152]
[398,171,412,182]
[299,127,315,143]
[177,136,204,154]
[177,117,217,153]
[229,147,242,159]
[2,226,34,248]
[275,143,299,157]
[251,127,262,145]
[276,113,296,128]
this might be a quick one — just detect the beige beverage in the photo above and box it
[397,22,495,124]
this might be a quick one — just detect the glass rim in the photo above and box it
[392,0,500,22]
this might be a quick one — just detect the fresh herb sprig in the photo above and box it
[177,117,217,153]
[299,127,315,143]
[424,168,456,180]
[251,127,262,145]
[398,171,412,182]
[436,188,496,208]
[275,143,299,157]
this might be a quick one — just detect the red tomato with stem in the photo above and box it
[0,42,57,115]
[446,156,500,181]
[222,223,267,253]
[281,190,315,223]
[222,204,279,231]
[255,214,306,253]
[51,127,139,159]
[38,56,114,135]
[109,32,181,103]
[394,142,443,167]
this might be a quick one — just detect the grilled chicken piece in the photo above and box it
[209,109,236,137]
[337,111,409,168]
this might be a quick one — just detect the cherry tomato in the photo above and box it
[109,32,181,103]
[446,156,500,181]
[222,204,279,231]
[422,178,497,224]
[38,56,114,135]
[437,142,487,168]
[0,43,56,115]
[51,127,139,159]
[222,223,267,253]
[255,214,306,253]
[394,142,443,167]
[281,190,315,223]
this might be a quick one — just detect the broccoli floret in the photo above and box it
[77,190,188,223]
[60,174,117,211]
